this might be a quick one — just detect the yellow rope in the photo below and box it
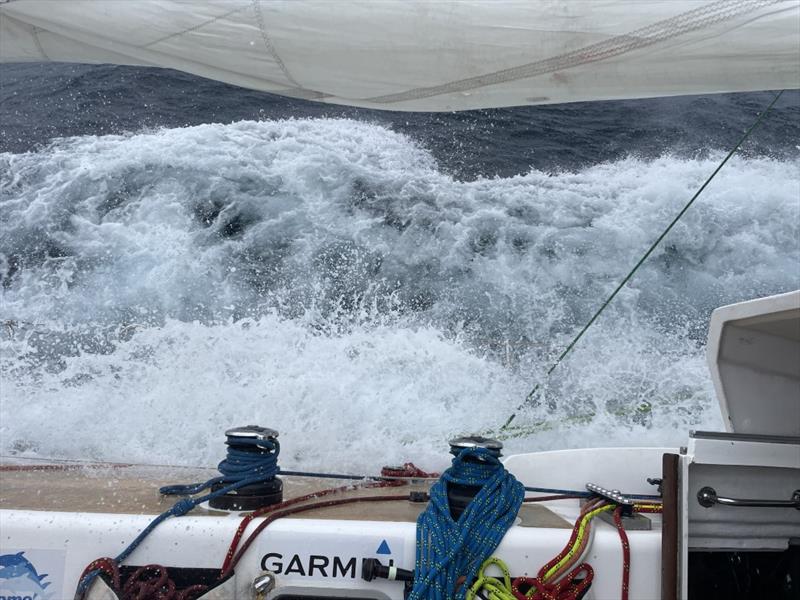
[467,505,612,599]
[466,503,663,598]
[466,557,516,600]
[544,505,612,580]
[633,503,662,511]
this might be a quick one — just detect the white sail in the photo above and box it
[1,0,798,111]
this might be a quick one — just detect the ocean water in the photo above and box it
[1,64,799,473]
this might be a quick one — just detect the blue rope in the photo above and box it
[159,437,280,496]
[407,447,524,600]
[76,435,280,595]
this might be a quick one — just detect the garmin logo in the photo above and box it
[261,553,359,578]
[0,595,38,600]
[261,541,396,579]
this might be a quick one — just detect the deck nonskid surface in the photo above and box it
[0,462,571,527]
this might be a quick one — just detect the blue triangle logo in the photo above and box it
[376,540,392,555]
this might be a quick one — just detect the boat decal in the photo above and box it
[0,550,63,600]
[376,540,392,555]
[258,533,405,580]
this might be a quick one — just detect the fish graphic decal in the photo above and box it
[0,552,53,599]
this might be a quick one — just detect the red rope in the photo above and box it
[523,494,583,503]
[512,563,594,600]
[220,492,409,578]
[218,478,406,575]
[77,561,208,600]
[613,506,631,600]
[219,485,349,575]
[380,463,439,479]
[122,565,174,600]
[536,499,603,578]
[219,462,437,575]
[79,558,121,591]
[635,505,663,513]
[496,501,602,600]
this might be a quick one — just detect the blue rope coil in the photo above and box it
[77,434,280,595]
[408,447,524,600]
[159,436,280,496]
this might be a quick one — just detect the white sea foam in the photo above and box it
[1,118,798,472]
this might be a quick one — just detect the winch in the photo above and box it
[446,435,504,520]
[209,425,284,511]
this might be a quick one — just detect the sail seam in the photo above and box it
[0,11,50,60]
[30,25,49,61]
[251,0,301,88]
[142,5,250,49]
[367,0,784,105]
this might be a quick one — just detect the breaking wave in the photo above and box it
[1,118,798,471]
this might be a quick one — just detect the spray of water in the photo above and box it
[1,118,798,471]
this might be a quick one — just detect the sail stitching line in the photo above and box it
[142,5,250,49]
[251,0,301,88]
[30,25,49,60]
[367,0,783,104]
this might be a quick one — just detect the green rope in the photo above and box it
[501,90,784,431]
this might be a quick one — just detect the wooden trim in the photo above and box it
[661,453,679,600]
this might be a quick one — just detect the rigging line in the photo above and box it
[500,89,785,431]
